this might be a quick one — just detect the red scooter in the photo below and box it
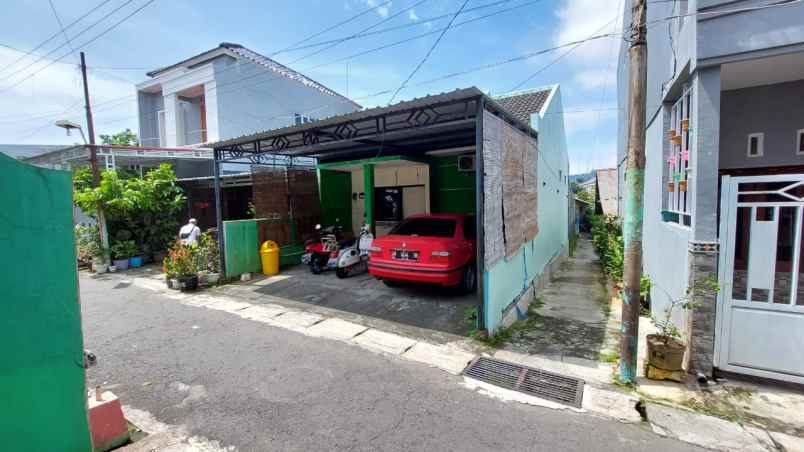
[302,220,350,274]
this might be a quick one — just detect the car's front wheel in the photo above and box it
[459,264,476,294]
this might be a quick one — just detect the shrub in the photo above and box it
[111,240,137,260]
[163,241,198,278]
[196,232,220,273]
[589,214,624,284]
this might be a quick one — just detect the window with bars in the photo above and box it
[663,86,693,227]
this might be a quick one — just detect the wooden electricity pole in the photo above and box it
[620,0,648,384]
[80,51,110,253]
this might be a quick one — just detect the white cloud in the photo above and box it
[0,46,137,144]
[408,9,419,21]
[366,0,392,18]
[562,104,617,136]
[554,0,623,64]
[573,69,616,90]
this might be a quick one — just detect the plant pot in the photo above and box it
[113,259,129,270]
[93,262,109,274]
[178,275,199,292]
[200,272,220,286]
[646,334,685,372]
[129,255,143,268]
[678,180,688,192]
[681,119,689,131]
[667,182,675,192]
[109,265,117,273]
[167,278,180,290]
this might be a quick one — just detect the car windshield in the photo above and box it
[391,218,456,238]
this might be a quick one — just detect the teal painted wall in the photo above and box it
[430,155,476,214]
[0,153,92,451]
[484,86,570,331]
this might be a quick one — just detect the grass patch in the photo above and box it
[469,300,544,348]
[599,350,620,363]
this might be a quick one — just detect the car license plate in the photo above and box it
[392,249,419,261]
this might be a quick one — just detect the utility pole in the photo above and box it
[620,0,647,384]
[80,52,110,253]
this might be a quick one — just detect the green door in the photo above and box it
[0,154,92,451]
[319,170,352,233]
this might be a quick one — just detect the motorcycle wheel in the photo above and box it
[311,258,323,274]
[336,268,349,279]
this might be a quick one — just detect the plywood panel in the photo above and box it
[483,111,505,267]
[403,185,427,217]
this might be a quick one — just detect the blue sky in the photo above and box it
[0,0,623,173]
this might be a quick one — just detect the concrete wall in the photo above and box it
[213,56,359,141]
[138,91,164,147]
[697,1,804,63]
[484,87,570,331]
[719,79,804,169]
[179,97,203,145]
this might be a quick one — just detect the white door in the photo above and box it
[717,175,804,383]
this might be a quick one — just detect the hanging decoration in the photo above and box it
[667,155,677,167]
[681,150,689,161]
[673,171,683,182]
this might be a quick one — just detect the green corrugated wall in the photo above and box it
[223,219,261,277]
[319,169,352,231]
[430,155,476,214]
[0,153,92,451]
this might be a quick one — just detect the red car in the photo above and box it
[368,213,476,293]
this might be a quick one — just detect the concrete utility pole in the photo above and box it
[620,0,648,384]
[80,51,110,253]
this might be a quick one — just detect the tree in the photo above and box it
[577,188,596,204]
[99,128,139,146]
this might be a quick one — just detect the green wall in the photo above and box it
[223,219,261,277]
[430,155,476,214]
[0,153,92,451]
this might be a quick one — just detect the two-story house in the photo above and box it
[136,42,360,148]
[617,0,804,384]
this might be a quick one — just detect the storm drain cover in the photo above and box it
[463,357,585,408]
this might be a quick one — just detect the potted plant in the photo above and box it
[111,240,136,271]
[647,278,718,381]
[197,232,221,286]
[165,241,199,291]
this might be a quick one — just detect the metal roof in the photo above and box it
[0,144,72,159]
[146,43,359,108]
[211,87,537,164]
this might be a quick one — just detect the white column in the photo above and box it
[164,93,182,147]
[204,81,220,143]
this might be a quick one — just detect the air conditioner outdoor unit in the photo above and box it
[457,155,475,172]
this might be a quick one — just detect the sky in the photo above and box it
[0,0,624,174]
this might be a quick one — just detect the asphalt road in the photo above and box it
[80,273,703,452]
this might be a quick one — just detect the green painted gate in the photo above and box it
[223,219,261,278]
[0,153,92,451]
[319,169,352,232]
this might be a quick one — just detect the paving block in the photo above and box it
[306,318,368,341]
[89,391,130,452]
[402,342,475,374]
[352,329,417,355]
[204,298,253,313]
[645,402,769,452]
[235,304,286,323]
[581,386,642,423]
[771,432,804,452]
[269,310,324,332]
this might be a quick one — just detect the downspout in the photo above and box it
[475,97,486,332]
[213,149,225,276]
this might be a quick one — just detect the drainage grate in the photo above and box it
[463,357,585,408]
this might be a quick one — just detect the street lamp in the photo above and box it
[55,120,88,144]
[55,119,110,254]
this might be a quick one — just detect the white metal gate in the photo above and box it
[717,175,804,383]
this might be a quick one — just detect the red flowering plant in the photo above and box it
[163,240,199,278]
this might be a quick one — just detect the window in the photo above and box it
[463,216,476,240]
[390,218,456,238]
[664,85,693,227]
[747,133,764,158]
[797,129,804,155]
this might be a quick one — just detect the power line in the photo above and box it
[0,0,137,85]
[287,0,430,66]
[0,0,114,76]
[271,0,393,55]
[0,0,158,94]
[47,0,80,64]
[388,0,470,105]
